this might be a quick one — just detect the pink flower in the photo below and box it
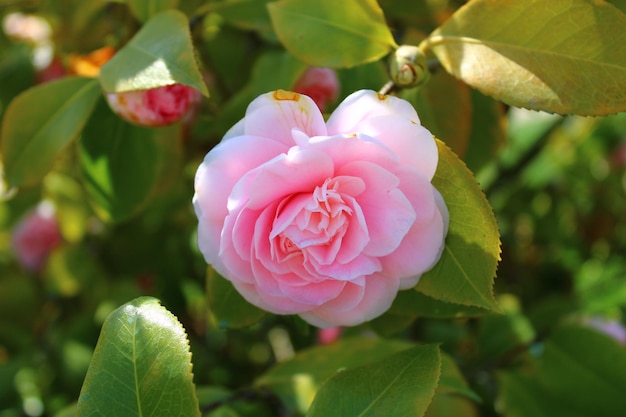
[193,90,448,327]
[12,202,63,272]
[105,84,201,127]
[292,67,339,112]
[317,327,343,344]
[585,317,626,344]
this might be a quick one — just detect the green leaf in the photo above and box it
[128,0,180,22]
[76,297,200,417]
[498,324,626,417]
[439,353,481,402]
[422,0,626,115]
[267,0,397,68]
[206,266,266,328]
[199,0,274,32]
[306,344,441,417]
[256,337,412,414]
[463,89,506,174]
[389,290,489,319]
[417,140,501,311]
[402,70,472,158]
[79,98,182,222]
[1,77,101,187]
[99,10,208,96]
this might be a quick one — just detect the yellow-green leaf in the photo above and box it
[268,0,397,68]
[128,0,180,22]
[99,10,208,96]
[417,140,501,311]
[422,0,626,115]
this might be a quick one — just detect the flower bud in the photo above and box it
[105,84,202,127]
[388,45,430,89]
[292,67,340,112]
[12,202,62,272]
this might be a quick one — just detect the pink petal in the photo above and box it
[326,90,420,135]
[228,147,333,212]
[338,161,416,257]
[356,114,438,180]
[300,274,400,327]
[243,90,327,146]
[193,135,287,225]
[380,191,447,285]
[309,133,399,172]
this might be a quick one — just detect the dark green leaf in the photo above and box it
[206,266,266,328]
[79,98,182,222]
[417,140,501,311]
[256,337,412,414]
[268,0,396,67]
[306,345,441,417]
[99,10,208,96]
[1,77,101,187]
[402,70,472,158]
[128,0,180,22]
[389,290,489,318]
[76,297,200,417]
[422,0,626,115]
[498,324,626,417]
[200,0,274,32]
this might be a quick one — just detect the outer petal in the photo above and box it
[356,114,438,180]
[326,90,420,135]
[300,274,400,327]
[243,90,327,146]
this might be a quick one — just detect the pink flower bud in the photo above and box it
[37,57,66,84]
[317,327,343,344]
[292,67,339,112]
[12,202,62,272]
[106,84,202,127]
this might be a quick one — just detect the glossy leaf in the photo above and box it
[422,0,626,115]
[206,266,266,328]
[99,10,208,96]
[256,337,412,414]
[307,345,441,417]
[1,77,101,187]
[79,98,182,222]
[76,297,200,417]
[128,0,180,22]
[417,140,501,311]
[268,0,397,67]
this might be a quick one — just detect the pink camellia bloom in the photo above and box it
[292,67,339,112]
[193,89,448,327]
[105,84,201,127]
[317,327,343,345]
[12,202,63,272]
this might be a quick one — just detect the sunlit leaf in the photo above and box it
[417,140,501,311]
[256,337,411,414]
[268,0,397,67]
[422,0,626,115]
[99,10,208,96]
[206,266,266,328]
[307,345,441,417]
[76,297,200,417]
[128,0,180,22]
[79,98,182,222]
[1,77,100,187]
